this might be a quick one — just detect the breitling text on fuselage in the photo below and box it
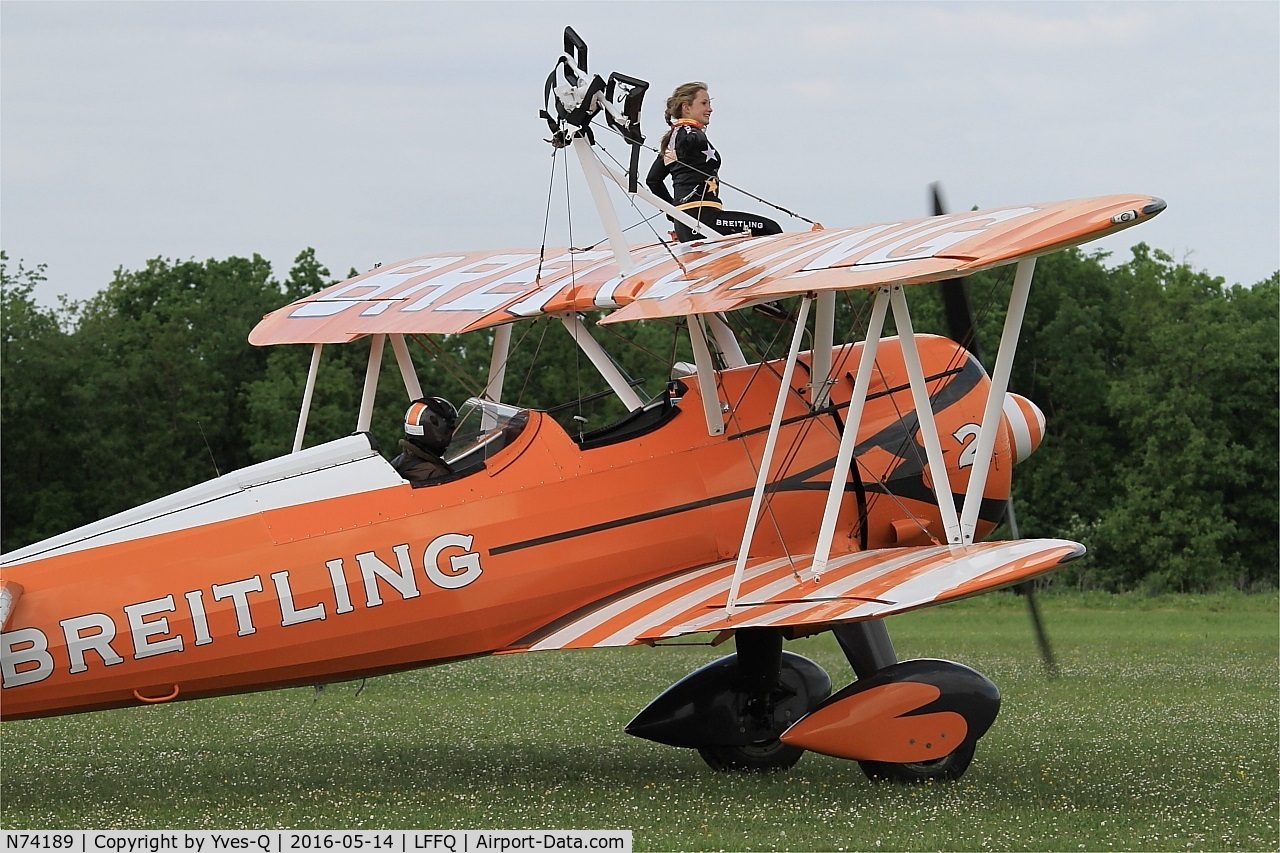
[0,533,484,689]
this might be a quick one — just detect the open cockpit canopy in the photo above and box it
[443,398,530,476]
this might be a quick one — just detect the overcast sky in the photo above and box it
[3,1,1277,310]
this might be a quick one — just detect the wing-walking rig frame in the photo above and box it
[540,29,1047,607]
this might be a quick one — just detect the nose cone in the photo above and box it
[1002,393,1046,464]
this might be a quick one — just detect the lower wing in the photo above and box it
[517,539,1083,651]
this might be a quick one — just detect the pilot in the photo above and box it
[391,396,457,485]
[645,82,781,243]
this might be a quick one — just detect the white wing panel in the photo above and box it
[517,540,1083,650]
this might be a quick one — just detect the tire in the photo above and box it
[698,739,805,773]
[857,737,976,783]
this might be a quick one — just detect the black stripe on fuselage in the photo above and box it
[490,362,1001,557]
[488,453,844,556]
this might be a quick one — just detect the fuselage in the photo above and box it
[0,336,1025,720]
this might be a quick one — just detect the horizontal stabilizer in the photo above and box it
[519,539,1083,651]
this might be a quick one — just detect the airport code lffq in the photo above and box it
[1,832,632,853]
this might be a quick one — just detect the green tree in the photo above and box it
[243,249,361,458]
[34,255,286,543]
[1,254,83,549]
[1093,251,1278,591]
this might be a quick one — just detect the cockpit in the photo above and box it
[439,397,530,477]
[398,386,684,485]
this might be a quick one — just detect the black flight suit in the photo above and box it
[646,122,782,242]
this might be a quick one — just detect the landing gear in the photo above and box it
[858,738,976,783]
[698,739,805,772]
[625,628,830,773]
[627,620,1000,783]
[782,654,1000,783]
[839,619,978,784]
[839,614,967,778]
[832,620,898,679]
[695,629,811,772]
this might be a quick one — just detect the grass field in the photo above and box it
[2,592,1276,851]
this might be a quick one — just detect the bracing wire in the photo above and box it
[557,148,592,426]
[407,334,485,396]
[710,302,823,561]
[583,141,691,276]
[196,420,221,477]
[593,315,684,368]
[824,287,931,536]
[513,318,553,407]
[535,143,562,280]
[589,117,824,228]
[591,143,678,243]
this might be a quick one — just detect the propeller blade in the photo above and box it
[1005,502,1059,678]
[1021,583,1060,678]
[929,181,947,218]
[929,182,982,360]
[930,181,1058,678]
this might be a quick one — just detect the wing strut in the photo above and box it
[812,287,890,576]
[810,291,837,408]
[356,334,385,434]
[560,313,645,412]
[958,256,1036,542]
[706,312,748,369]
[809,257,1039,569]
[292,343,324,453]
[889,285,963,545]
[687,315,726,436]
[389,334,424,400]
[481,324,514,430]
[727,296,813,612]
[570,137,637,275]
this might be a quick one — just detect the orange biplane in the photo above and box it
[0,29,1164,783]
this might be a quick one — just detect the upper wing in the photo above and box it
[513,538,1084,651]
[248,195,1164,344]
[597,194,1166,323]
[248,246,652,344]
